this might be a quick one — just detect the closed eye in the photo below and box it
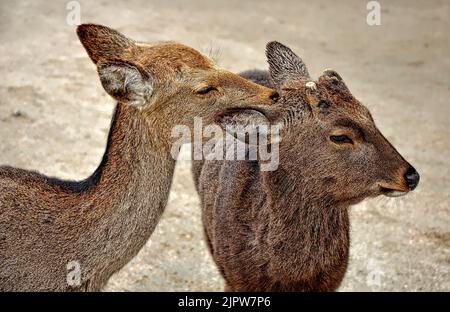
[270,91,280,102]
[330,135,353,144]
[196,86,218,95]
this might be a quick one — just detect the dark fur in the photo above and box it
[194,42,419,291]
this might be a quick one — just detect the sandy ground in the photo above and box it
[0,0,448,291]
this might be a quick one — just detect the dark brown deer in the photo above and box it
[193,42,420,291]
[0,24,278,291]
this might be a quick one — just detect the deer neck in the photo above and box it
[89,102,175,196]
[77,102,176,279]
[262,168,350,273]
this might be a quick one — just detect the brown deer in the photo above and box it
[0,24,278,291]
[193,42,420,291]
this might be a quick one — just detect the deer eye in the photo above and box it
[270,92,280,102]
[330,135,353,144]
[196,86,218,95]
[318,100,330,109]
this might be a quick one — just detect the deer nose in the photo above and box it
[404,166,420,191]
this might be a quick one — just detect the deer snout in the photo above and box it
[404,166,420,191]
[378,165,420,197]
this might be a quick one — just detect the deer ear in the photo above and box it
[319,69,350,93]
[215,109,272,146]
[77,24,135,64]
[216,109,269,129]
[98,61,153,106]
[321,69,343,81]
[266,41,310,87]
[77,24,153,106]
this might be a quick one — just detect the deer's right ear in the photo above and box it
[266,41,310,87]
[97,61,154,106]
[77,24,154,106]
[77,24,134,64]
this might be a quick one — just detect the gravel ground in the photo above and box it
[0,0,448,291]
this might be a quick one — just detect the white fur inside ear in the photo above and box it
[98,63,153,106]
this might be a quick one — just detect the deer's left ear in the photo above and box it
[321,69,343,81]
[97,61,154,107]
[215,108,277,147]
[319,69,350,93]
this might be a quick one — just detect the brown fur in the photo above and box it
[193,42,419,292]
[0,24,277,291]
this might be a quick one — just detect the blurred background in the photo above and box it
[0,0,448,291]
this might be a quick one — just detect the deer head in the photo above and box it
[76,24,279,141]
[219,42,419,206]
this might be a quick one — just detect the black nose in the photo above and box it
[404,166,420,190]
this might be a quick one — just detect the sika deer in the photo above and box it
[0,24,277,291]
[193,42,420,291]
